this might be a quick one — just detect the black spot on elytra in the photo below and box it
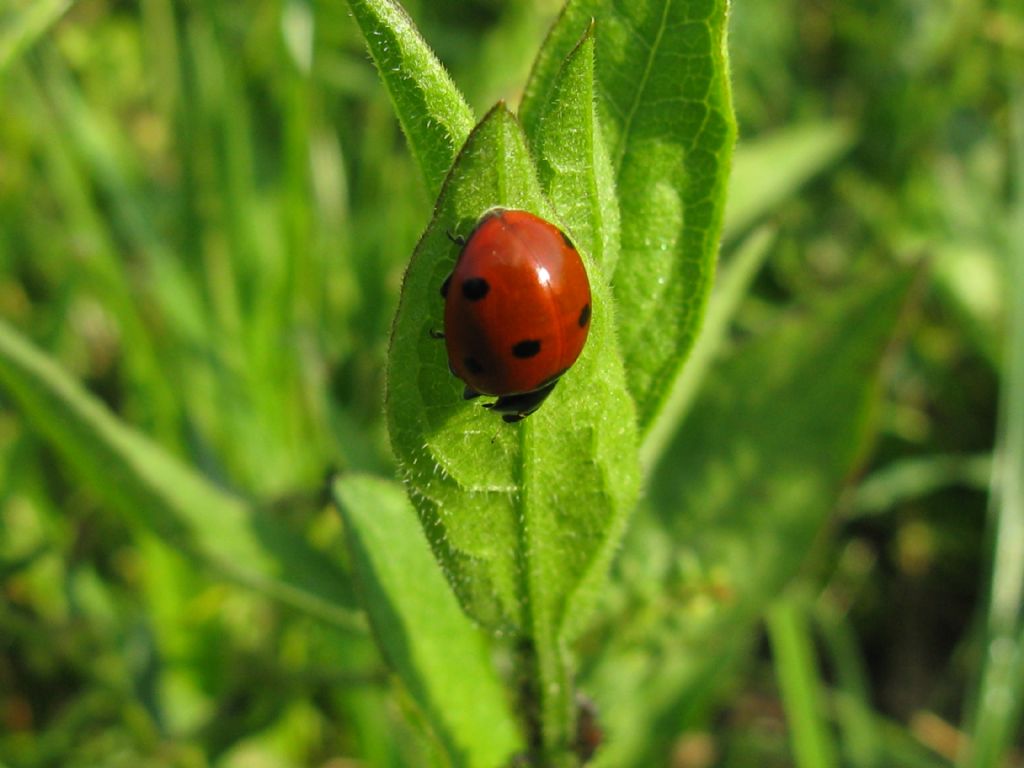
[440,274,451,298]
[512,339,541,358]
[578,303,591,327]
[462,277,489,301]
[464,356,484,374]
[559,229,575,249]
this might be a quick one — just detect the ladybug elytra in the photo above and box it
[437,208,592,422]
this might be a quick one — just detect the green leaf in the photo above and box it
[649,267,918,552]
[0,319,361,630]
[587,268,919,766]
[639,225,776,474]
[344,0,475,196]
[0,0,73,73]
[385,104,639,754]
[723,121,855,242]
[333,474,521,768]
[527,23,621,276]
[521,0,737,432]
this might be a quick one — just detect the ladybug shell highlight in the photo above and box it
[442,208,592,402]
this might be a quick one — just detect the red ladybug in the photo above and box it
[437,208,592,422]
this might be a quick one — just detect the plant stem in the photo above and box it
[514,636,576,767]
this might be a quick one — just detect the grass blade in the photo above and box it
[0,319,361,630]
[960,32,1024,767]
[815,596,883,768]
[852,453,992,516]
[724,121,855,243]
[768,593,840,768]
[0,0,73,73]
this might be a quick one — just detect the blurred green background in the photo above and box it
[0,0,1018,766]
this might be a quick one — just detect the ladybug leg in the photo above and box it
[446,230,466,247]
[429,329,445,339]
[485,380,559,423]
[463,385,481,400]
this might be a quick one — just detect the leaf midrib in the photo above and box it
[496,110,534,620]
[611,0,673,173]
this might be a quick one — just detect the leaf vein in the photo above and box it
[612,0,673,172]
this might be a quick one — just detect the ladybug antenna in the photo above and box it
[446,229,466,246]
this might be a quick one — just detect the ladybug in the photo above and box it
[436,208,592,422]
